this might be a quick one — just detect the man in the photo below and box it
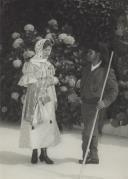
[79,42,118,164]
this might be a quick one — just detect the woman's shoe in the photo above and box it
[39,154,44,162]
[40,148,54,164]
[31,149,38,164]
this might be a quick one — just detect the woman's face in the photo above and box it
[43,46,52,59]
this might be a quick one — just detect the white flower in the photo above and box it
[63,35,75,45]
[45,33,56,45]
[115,25,124,37]
[76,79,81,89]
[34,30,38,35]
[65,75,70,83]
[60,86,68,92]
[11,92,19,100]
[24,24,35,32]
[53,77,59,85]
[65,75,76,87]
[46,28,51,33]
[1,106,8,113]
[45,33,55,44]
[9,57,13,61]
[35,36,42,41]
[13,59,22,68]
[12,38,24,48]
[68,93,78,103]
[58,33,68,42]
[68,79,76,88]
[11,32,21,39]
[58,33,75,45]
[48,19,58,27]
[23,50,35,60]
[68,76,76,88]
[45,33,54,40]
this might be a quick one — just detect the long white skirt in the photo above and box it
[19,100,61,149]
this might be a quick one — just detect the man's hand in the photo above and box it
[97,100,106,110]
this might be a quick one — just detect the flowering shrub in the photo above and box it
[48,19,58,26]
[1,20,83,129]
[24,24,35,32]
[12,59,22,68]
[58,33,75,45]
[23,50,35,60]
[1,106,8,113]
[11,92,20,100]
[63,35,75,45]
[107,11,128,127]
[1,0,128,128]
[11,32,21,40]
[45,33,55,44]
[58,33,68,41]
[1,24,39,121]
[12,38,24,49]
[48,19,58,31]
[60,86,68,92]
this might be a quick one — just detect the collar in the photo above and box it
[30,55,47,67]
[91,61,102,71]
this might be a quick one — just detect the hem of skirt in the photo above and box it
[19,138,61,149]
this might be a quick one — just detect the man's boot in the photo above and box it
[79,152,91,164]
[79,136,90,164]
[86,136,99,164]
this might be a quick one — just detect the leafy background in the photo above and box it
[1,0,128,130]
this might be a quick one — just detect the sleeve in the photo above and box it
[52,86,57,103]
[46,64,57,87]
[18,62,37,87]
[103,68,119,107]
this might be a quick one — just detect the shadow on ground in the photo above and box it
[0,151,30,165]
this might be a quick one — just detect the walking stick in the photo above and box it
[79,51,114,179]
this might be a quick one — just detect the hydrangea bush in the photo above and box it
[1,20,84,130]
[1,0,128,129]
[1,24,39,121]
[108,10,128,127]
[41,20,83,129]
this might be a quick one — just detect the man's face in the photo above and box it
[86,49,98,63]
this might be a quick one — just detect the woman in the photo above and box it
[18,39,61,164]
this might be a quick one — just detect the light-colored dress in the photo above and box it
[18,60,61,149]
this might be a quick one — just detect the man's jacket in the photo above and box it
[80,63,118,107]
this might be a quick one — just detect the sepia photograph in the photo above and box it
[0,0,128,179]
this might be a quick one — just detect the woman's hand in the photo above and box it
[54,77,59,85]
[46,77,59,87]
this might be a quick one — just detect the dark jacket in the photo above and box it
[80,63,118,107]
